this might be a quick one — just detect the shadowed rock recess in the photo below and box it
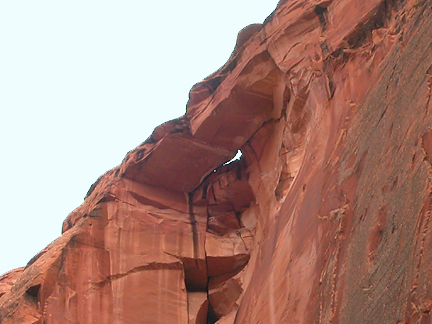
[2,0,432,322]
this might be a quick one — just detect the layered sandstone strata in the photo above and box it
[2,0,432,323]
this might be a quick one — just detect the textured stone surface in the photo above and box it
[1,0,432,323]
[0,268,24,300]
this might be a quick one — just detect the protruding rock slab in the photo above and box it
[123,132,234,192]
[205,230,251,278]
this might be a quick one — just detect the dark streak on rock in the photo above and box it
[315,5,328,31]
[188,192,199,260]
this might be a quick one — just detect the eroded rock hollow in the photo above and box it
[2,0,432,322]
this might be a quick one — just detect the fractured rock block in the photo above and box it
[205,230,252,278]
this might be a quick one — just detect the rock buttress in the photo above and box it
[1,0,432,323]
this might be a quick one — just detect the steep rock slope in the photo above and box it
[1,0,432,323]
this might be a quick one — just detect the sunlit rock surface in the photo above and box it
[2,0,432,322]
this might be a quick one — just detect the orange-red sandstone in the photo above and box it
[1,0,432,323]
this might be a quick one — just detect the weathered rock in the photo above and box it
[0,268,24,300]
[2,0,432,323]
[208,271,243,320]
[205,230,251,278]
[188,292,208,324]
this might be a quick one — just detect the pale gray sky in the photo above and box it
[0,1,277,275]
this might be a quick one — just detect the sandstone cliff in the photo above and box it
[2,0,432,323]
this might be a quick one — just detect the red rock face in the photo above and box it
[1,0,432,323]
[0,268,24,300]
